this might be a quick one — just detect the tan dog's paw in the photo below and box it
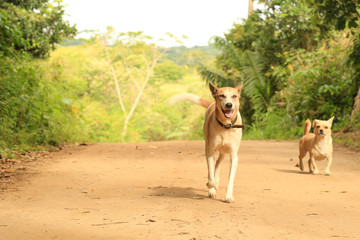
[225,196,235,203]
[325,170,331,176]
[208,188,216,198]
[313,169,319,175]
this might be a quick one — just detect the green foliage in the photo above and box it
[49,40,210,143]
[0,54,87,154]
[240,51,273,114]
[154,60,185,81]
[244,108,303,140]
[307,0,360,32]
[0,0,80,156]
[0,0,76,58]
[283,47,355,122]
[200,0,360,145]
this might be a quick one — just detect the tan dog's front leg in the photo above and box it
[206,155,216,198]
[225,153,238,203]
[214,154,225,189]
[325,156,332,175]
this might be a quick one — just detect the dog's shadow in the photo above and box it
[150,186,210,200]
[273,168,310,174]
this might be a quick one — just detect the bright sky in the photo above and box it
[62,0,252,47]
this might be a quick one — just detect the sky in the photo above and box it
[62,0,252,47]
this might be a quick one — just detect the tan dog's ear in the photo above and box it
[209,82,218,98]
[313,119,318,128]
[235,82,243,93]
[328,116,335,125]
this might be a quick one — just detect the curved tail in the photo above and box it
[303,119,311,136]
[168,93,212,108]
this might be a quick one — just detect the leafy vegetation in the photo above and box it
[200,0,360,147]
[0,0,78,158]
[49,34,212,143]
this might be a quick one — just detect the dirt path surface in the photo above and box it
[1,140,359,239]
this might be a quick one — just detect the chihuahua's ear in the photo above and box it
[235,82,243,93]
[313,119,318,128]
[209,82,218,98]
[328,116,335,125]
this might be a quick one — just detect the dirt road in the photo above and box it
[1,140,359,239]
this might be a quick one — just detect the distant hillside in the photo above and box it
[60,39,220,66]
[164,45,219,66]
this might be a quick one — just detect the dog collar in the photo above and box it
[216,116,244,129]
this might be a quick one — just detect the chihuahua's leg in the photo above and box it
[206,153,216,198]
[308,158,313,173]
[214,154,225,189]
[299,149,306,171]
[225,152,238,203]
[310,155,319,174]
[325,155,332,175]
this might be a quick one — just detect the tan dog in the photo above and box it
[298,117,334,175]
[169,82,244,202]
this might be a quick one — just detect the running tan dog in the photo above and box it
[298,117,334,175]
[169,82,244,202]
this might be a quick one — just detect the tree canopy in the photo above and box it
[200,0,360,139]
[0,0,76,58]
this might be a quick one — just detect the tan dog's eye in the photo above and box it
[317,126,320,128]
[325,126,328,129]
[219,94,225,98]
[232,95,237,98]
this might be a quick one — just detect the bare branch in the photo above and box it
[103,37,127,115]
[121,46,169,138]
[123,61,141,90]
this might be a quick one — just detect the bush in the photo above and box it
[0,53,88,156]
[154,60,185,81]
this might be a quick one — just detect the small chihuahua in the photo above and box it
[298,117,334,175]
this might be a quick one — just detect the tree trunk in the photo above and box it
[248,0,254,17]
[351,86,360,122]
[121,48,168,139]
[103,39,127,115]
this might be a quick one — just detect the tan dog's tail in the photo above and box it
[168,93,212,108]
[303,119,311,136]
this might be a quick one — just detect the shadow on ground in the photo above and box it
[150,186,208,200]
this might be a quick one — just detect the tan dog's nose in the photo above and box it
[225,102,233,109]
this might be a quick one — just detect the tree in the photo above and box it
[0,0,76,58]
[201,0,360,127]
[248,0,253,16]
[102,29,180,139]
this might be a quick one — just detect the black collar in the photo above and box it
[216,115,244,129]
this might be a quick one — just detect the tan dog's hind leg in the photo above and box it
[325,156,332,175]
[214,154,225,189]
[206,154,216,198]
[225,153,238,203]
[310,155,319,174]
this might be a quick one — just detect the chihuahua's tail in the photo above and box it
[168,93,212,108]
[303,119,311,136]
